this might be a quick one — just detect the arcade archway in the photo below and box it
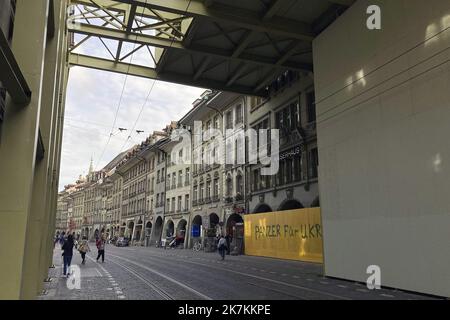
[279,200,304,211]
[253,203,272,213]
[151,216,163,245]
[165,220,174,238]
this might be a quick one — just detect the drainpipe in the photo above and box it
[297,91,309,191]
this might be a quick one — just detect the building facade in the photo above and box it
[247,71,319,214]
[160,128,192,249]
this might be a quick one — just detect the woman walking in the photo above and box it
[96,234,106,263]
[62,234,74,277]
[78,236,90,265]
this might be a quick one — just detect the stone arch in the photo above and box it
[311,196,320,208]
[253,203,273,213]
[164,220,174,237]
[278,199,304,211]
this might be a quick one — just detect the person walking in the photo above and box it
[218,235,227,260]
[62,234,74,277]
[96,234,106,263]
[225,234,232,255]
[59,231,66,246]
[78,236,90,265]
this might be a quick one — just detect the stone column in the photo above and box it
[22,1,65,299]
[0,0,51,300]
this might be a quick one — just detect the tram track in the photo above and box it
[113,249,351,300]
[108,253,213,300]
[107,258,174,300]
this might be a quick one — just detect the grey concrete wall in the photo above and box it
[313,0,450,297]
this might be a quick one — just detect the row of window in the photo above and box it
[123,178,147,199]
[166,195,190,213]
[225,104,243,130]
[251,148,319,192]
[122,197,147,217]
[123,161,149,182]
[275,91,316,136]
[166,168,190,189]
[193,178,220,202]
[225,174,244,197]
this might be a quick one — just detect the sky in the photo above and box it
[59,66,205,191]
[59,9,206,191]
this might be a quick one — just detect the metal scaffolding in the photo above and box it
[67,0,352,96]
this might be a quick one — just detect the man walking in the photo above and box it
[62,234,75,277]
[218,235,227,260]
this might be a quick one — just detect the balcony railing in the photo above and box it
[185,180,190,186]
[212,195,220,202]
[177,183,183,188]
[192,200,198,206]
[204,197,211,204]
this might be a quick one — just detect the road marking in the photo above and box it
[144,253,350,300]
[380,293,395,298]
[356,289,369,293]
[86,255,126,300]
[247,282,307,300]
[338,285,347,288]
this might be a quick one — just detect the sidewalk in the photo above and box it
[38,246,121,300]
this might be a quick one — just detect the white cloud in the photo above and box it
[59,66,205,190]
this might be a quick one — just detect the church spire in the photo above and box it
[88,157,94,175]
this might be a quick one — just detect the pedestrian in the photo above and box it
[78,236,91,265]
[54,232,60,248]
[218,235,227,260]
[62,234,74,277]
[96,234,106,263]
[59,231,66,246]
[225,234,232,255]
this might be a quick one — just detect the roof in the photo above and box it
[67,0,354,96]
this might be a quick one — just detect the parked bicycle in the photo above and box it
[192,241,203,252]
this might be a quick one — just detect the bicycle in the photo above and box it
[192,241,203,252]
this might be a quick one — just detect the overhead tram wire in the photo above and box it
[93,0,151,171]
[63,116,126,129]
[117,0,194,154]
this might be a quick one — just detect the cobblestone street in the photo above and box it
[39,244,438,300]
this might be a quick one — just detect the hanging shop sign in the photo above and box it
[244,208,323,263]
[279,146,303,160]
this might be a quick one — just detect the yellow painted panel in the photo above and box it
[244,208,323,263]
